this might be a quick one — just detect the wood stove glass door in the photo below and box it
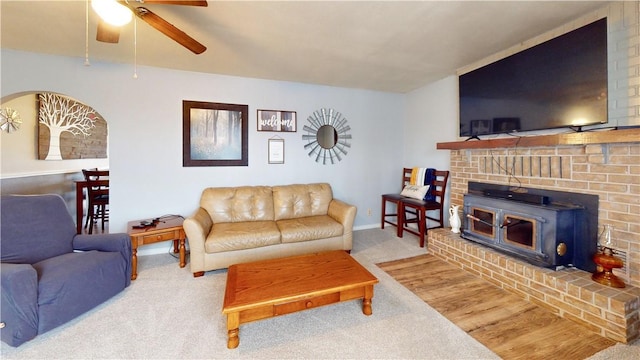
[502,214,537,251]
[470,207,496,239]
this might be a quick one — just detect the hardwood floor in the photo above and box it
[377,254,616,360]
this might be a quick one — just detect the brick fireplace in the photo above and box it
[432,130,640,343]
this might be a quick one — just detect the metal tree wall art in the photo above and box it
[38,93,107,160]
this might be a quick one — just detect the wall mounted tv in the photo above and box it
[459,18,607,138]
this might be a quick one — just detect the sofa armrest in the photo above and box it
[1,263,39,347]
[328,199,357,250]
[328,199,357,227]
[73,233,132,288]
[183,208,213,274]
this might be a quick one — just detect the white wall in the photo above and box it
[404,76,458,227]
[1,50,412,247]
[404,76,456,169]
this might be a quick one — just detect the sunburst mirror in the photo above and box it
[0,107,22,133]
[302,108,352,164]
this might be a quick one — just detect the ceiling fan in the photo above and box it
[94,0,207,54]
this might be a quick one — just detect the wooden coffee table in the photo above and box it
[222,250,379,349]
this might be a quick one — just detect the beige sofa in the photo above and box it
[183,183,357,277]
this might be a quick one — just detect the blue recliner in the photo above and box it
[1,194,132,347]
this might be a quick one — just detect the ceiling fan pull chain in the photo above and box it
[84,0,90,66]
[133,16,138,79]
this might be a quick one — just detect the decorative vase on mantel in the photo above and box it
[592,224,625,288]
[449,205,461,234]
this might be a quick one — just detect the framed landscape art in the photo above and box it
[183,100,248,166]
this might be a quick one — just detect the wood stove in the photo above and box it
[461,182,598,272]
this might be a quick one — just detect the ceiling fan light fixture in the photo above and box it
[92,0,132,27]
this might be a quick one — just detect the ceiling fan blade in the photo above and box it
[134,0,208,6]
[134,7,207,54]
[96,19,121,43]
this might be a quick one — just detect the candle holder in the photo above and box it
[591,224,625,288]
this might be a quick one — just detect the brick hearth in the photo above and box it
[428,228,640,343]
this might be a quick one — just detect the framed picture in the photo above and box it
[257,109,297,132]
[493,117,521,133]
[470,119,491,136]
[183,100,248,167]
[268,138,285,164]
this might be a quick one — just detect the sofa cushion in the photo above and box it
[205,221,281,253]
[200,186,274,223]
[272,183,333,221]
[276,215,343,243]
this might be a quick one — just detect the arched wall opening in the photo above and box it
[1,91,110,224]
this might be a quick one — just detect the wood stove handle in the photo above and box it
[466,214,495,227]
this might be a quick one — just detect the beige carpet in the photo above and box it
[1,228,499,359]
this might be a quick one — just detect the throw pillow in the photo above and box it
[400,185,430,200]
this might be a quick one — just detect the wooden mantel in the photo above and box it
[437,128,640,150]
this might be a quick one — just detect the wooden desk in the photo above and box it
[127,217,186,280]
[75,180,87,234]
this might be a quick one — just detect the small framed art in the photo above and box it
[268,138,285,164]
[470,119,491,136]
[493,117,521,133]
[257,110,297,132]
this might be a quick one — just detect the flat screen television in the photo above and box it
[459,18,608,138]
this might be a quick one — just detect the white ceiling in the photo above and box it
[1,0,608,93]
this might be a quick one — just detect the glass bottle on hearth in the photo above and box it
[598,224,613,254]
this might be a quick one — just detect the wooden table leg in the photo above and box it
[226,312,240,349]
[362,285,374,315]
[179,238,186,268]
[131,241,138,280]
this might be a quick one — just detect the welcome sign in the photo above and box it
[257,110,297,132]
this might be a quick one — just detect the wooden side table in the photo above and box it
[127,216,186,280]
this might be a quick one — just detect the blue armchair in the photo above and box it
[1,194,131,347]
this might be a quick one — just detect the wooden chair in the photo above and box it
[400,170,449,247]
[380,168,413,237]
[81,168,98,230]
[82,169,109,234]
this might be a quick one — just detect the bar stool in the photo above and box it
[380,168,413,237]
[400,170,449,247]
[82,169,109,234]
